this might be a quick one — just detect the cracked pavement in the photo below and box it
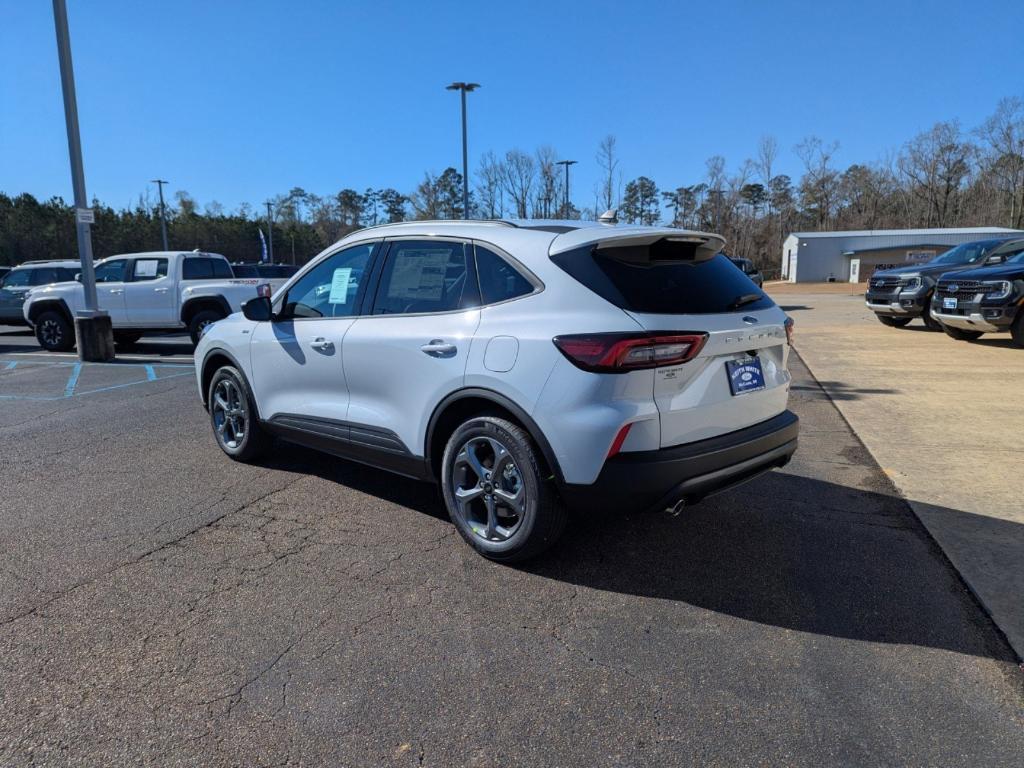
[0,337,1021,766]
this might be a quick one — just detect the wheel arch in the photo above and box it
[425,387,564,486]
[199,346,257,415]
[27,298,73,326]
[181,295,231,326]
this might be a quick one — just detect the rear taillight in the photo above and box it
[553,332,708,373]
[784,316,794,346]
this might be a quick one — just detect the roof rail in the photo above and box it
[18,259,71,265]
[356,219,518,233]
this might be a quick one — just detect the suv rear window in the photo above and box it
[552,246,773,314]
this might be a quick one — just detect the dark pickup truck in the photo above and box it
[864,238,1016,329]
[931,244,1024,347]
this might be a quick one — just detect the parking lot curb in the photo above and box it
[791,347,1024,664]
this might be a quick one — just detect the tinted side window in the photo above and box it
[55,268,77,282]
[373,241,478,315]
[94,259,127,283]
[2,269,32,288]
[131,258,168,281]
[475,246,534,304]
[282,243,374,319]
[552,249,773,314]
[232,264,258,278]
[182,258,212,279]
[211,259,233,279]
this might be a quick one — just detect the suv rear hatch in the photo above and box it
[550,229,791,448]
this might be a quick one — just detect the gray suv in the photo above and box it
[0,260,79,325]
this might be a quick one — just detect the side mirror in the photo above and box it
[242,296,273,322]
[74,272,82,282]
[985,254,1004,265]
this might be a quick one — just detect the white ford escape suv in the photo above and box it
[195,219,798,561]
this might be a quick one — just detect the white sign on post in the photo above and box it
[75,208,94,224]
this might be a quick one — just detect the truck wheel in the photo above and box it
[943,326,984,341]
[35,310,75,352]
[877,315,911,328]
[113,331,143,348]
[441,415,568,563]
[208,366,270,461]
[922,299,942,331]
[1011,311,1024,348]
[189,309,224,346]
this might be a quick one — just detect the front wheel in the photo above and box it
[1010,311,1024,348]
[943,325,984,341]
[441,416,568,563]
[189,309,225,346]
[922,298,942,331]
[877,315,911,328]
[208,366,270,461]
[35,310,75,352]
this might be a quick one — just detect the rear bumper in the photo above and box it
[559,410,799,514]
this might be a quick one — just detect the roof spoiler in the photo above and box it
[550,228,726,263]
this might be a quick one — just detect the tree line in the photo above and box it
[2,95,1021,270]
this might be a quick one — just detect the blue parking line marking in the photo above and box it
[145,364,157,381]
[4,361,16,369]
[64,363,82,398]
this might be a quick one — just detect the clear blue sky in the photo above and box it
[2,0,1021,213]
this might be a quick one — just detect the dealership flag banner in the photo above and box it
[258,228,268,263]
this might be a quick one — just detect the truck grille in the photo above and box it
[869,276,901,289]
[936,279,984,300]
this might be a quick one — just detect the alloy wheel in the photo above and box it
[212,378,247,450]
[40,319,63,347]
[450,436,526,542]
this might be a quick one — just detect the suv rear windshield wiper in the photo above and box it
[726,292,763,310]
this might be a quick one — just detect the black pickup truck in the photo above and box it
[864,238,1014,329]
[931,244,1024,347]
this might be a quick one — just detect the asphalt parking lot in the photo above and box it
[1,325,1022,766]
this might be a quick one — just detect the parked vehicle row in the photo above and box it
[196,219,798,562]
[18,251,274,349]
[865,236,1024,346]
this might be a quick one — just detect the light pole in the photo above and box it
[151,178,169,250]
[264,200,275,263]
[556,160,577,218]
[446,82,479,219]
[52,0,112,360]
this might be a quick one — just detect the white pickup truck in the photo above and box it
[24,251,271,351]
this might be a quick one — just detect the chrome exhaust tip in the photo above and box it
[666,499,686,517]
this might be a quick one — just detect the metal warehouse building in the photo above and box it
[780,227,1023,283]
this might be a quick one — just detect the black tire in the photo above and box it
[943,325,984,341]
[1011,311,1024,349]
[921,297,942,331]
[877,315,911,328]
[35,310,75,352]
[207,366,270,461]
[441,416,568,563]
[189,309,225,346]
[113,331,143,347]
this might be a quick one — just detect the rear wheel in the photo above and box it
[441,416,567,563]
[208,366,270,461]
[877,315,911,328]
[35,310,75,352]
[943,325,984,341]
[1011,311,1024,348]
[189,309,225,346]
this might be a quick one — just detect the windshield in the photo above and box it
[929,240,1003,265]
[1003,248,1024,264]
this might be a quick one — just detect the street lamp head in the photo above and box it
[446,82,480,92]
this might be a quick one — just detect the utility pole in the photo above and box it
[446,82,480,219]
[52,0,113,361]
[151,178,169,250]
[556,160,577,218]
[264,200,274,263]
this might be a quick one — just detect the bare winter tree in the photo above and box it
[475,151,505,219]
[974,97,1024,228]
[794,136,841,229]
[596,135,620,211]
[897,121,972,228]
[500,149,536,218]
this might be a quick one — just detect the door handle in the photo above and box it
[420,339,457,358]
[309,337,334,351]
[108,288,123,295]
[154,287,170,293]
